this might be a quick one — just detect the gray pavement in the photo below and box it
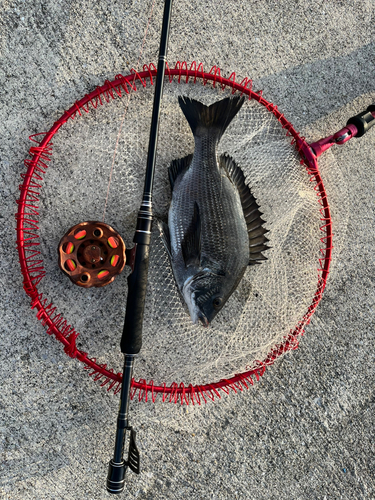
[1,1,374,499]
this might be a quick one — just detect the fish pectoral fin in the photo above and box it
[200,257,226,277]
[220,153,270,264]
[158,221,172,260]
[181,202,201,268]
[168,154,193,189]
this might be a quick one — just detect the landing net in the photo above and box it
[16,62,332,404]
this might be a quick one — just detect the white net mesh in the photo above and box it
[38,76,323,387]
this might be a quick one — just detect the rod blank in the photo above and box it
[106,0,173,493]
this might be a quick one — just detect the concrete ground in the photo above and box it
[1,1,374,499]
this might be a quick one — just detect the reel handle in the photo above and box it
[121,243,150,354]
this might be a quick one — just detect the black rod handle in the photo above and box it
[347,104,375,138]
[121,244,150,354]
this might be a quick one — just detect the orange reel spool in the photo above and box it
[58,221,126,288]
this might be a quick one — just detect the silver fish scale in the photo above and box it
[169,133,249,292]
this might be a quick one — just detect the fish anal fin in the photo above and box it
[219,153,270,265]
[168,154,193,189]
[181,202,201,268]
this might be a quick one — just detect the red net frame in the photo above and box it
[16,61,332,405]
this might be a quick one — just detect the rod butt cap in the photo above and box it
[107,460,126,494]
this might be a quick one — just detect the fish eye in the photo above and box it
[213,297,223,309]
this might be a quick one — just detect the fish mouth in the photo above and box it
[182,278,211,328]
[197,313,209,328]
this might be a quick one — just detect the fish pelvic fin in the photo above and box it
[219,153,270,265]
[168,154,193,189]
[178,95,245,141]
[158,221,172,260]
[181,202,201,268]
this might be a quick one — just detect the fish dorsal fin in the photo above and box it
[219,153,270,265]
[178,95,245,141]
[168,154,193,189]
[181,202,201,268]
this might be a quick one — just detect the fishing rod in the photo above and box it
[106,0,173,494]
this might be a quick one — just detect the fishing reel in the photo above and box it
[58,221,126,288]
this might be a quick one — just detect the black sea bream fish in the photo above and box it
[160,95,269,327]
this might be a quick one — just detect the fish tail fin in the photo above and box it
[178,95,245,141]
